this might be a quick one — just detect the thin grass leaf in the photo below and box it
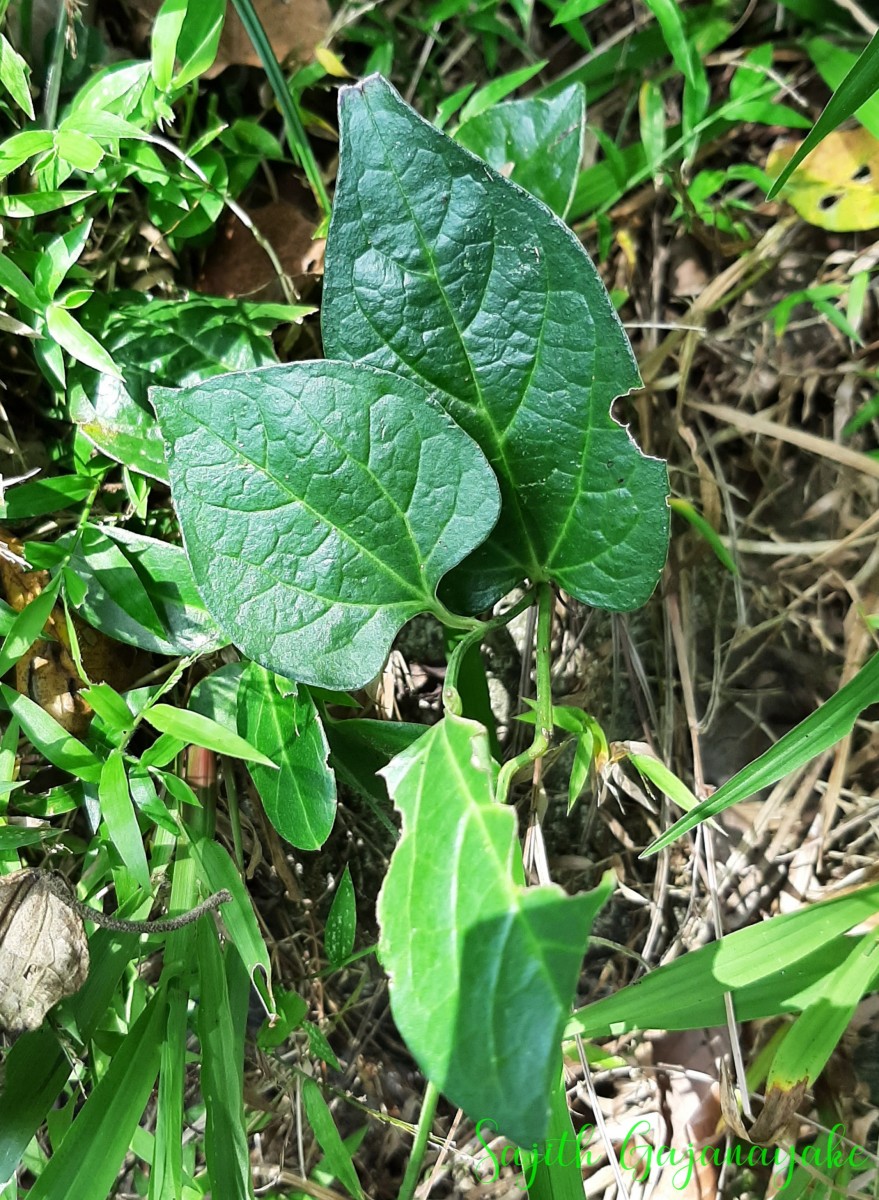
[144,703,277,768]
[197,921,254,1200]
[0,685,103,783]
[25,991,166,1200]
[99,751,150,890]
[768,28,879,199]
[301,1077,364,1200]
[644,651,879,855]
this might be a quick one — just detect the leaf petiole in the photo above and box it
[441,588,536,714]
[496,582,553,804]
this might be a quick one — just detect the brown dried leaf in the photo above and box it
[0,529,149,735]
[198,197,324,301]
[207,0,330,76]
[0,870,89,1034]
[132,0,330,77]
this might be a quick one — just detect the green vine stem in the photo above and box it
[495,582,553,805]
[442,589,535,714]
[397,1078,439,1200]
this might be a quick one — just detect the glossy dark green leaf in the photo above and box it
[324,76,669,612]
[325,718,426,837]
[237,664,336,850]
[377,713,600,1145]
[152,361,500,689]
[67,293,311,481]
[455,84,585,217]
[0,474,95,520]
[64,525,226,656]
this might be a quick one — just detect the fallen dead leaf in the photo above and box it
[131,0,330,77]
[0,870,89,1034]
[0,529,149,735]
[198,193,324,300]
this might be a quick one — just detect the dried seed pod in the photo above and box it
[0,870,89,1035]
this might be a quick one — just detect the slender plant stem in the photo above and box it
[398,1079,440,1200]
[442,589,535,712]
[46,875,232,935]
[496,582,553,804]
[229,0,331,219]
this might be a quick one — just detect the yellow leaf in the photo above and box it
[768,128,879,232]
[315,47,349,78]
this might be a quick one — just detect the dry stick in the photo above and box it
[46,877,233,935]
[687,400,879,483]
[666,591,753,1121]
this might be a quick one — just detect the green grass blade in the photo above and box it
[197,920,254,1200]
[0,684,103,783]
[0,575,59,680]
[228,0,330,219]
[767,27,879,199]
[766,929,879,1092]
[99,751,151,890]
[301,1077,364,1200]
[150,856,199,1200]
[644,651,879,855]
[566,884,879,1039]
[26,990,166,1200]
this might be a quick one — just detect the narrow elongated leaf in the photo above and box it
[0,474,95,520]
[301,1077,363,1200]
[0,685,103,783]
[325,866,356,968]
[766,930,879,1091]
[0,926,142,1183]
[99,751,150,889]
[0,575,60,680]
[646,651,879,853]
[45,305,122,379]
[196,921,254,1200]
[188,837,275,1017]
[237,664,336,850]
[768,28,879,199]
[26,990,165,1200]
[0,34,34,120]
[65,525,225,656]
[566,883,879,1038]
[144,703,276,768]
[324,76,669,613]
[455,84,586,217]
[151,362,500,689]
[377,714,600,1145]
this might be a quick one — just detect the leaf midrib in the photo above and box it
[361,85,544,581]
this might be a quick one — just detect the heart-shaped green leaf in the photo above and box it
[324,76,669,613]
[377,713,601,1146]
[150,362,499,689]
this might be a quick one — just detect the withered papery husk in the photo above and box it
[0,869,89,1034]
